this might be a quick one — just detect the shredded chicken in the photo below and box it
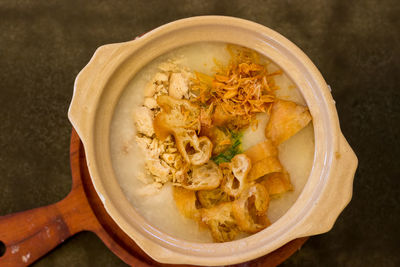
[133,106,154,137]
[134,67,189,185]
[135,135,185,184]
[169,72,189,99]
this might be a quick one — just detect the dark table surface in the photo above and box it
[1,0,399,266]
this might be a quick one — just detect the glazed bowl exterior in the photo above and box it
[68,16,357,266]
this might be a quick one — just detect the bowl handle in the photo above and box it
[68,42,127,143]
[295,132,358,237]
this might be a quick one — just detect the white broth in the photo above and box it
[110,42,314,243]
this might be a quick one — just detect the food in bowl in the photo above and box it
[110,42,314,243]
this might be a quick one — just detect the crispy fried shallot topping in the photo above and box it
[191,46,282,129]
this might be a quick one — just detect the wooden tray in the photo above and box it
[0,129,308,266]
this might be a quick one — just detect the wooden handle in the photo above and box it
[0,184,96,267]
[0,127,151,267]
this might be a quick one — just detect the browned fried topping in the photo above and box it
[191,46,281,129]
[232,183,271,233]
[265,99,312,145]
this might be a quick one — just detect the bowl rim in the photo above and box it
[68,15,356,266]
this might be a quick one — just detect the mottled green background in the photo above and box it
[0,0,399,266]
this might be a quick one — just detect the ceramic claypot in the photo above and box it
[68,16,357,266]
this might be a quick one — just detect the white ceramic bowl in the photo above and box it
[68,16,357,266]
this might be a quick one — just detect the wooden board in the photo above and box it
[0,129,308,266]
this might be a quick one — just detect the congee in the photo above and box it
[110,43,314,243]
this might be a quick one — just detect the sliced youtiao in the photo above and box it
[243,139,278,163]
[189,136,213,165]
[201,202,239,242]
[197,188,231,209]
[243,138,292,192]
[220,154,252,198]
[153,95,200,140]
[173,186,200,220]
[212,105,234,126]
[265,99,312,145]
[182,160,222,190]
[247,156,283,181]
[153,112,172,140]
[154,96,212,165]
[260,172,293,196]
[231,154,252,181]
[199,103,214,131]
[232,183,271,233]
[174,129,213,165]
[200,126,231,155]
